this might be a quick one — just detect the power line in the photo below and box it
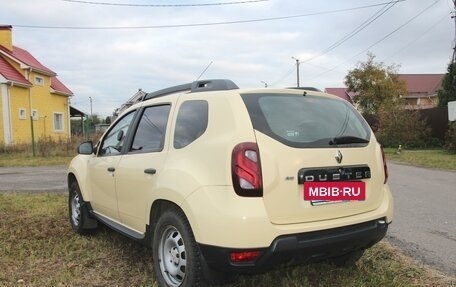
[13,1,406,30]
[62,0,268,7]
[383,14,448,61]
[301,0,400,64]
[270,0,402,86]
[307,0,441,82]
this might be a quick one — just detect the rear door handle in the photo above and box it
[107,167,115,172]
[144,168,156,175]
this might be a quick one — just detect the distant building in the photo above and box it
[324,88,354,104]
[397,74,444,109]
[0,25,73,145]
[116,88,147,116]
[325,73,444,110]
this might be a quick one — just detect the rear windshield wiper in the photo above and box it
[329,136,369,145]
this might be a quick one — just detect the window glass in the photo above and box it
[130,105,171,153]
[99,111,135,156]
[53,113,64,131]
[19,108,26,120]
[242,93,370,148]
[174,100,208,149]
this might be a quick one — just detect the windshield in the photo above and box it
[241,93,371,148]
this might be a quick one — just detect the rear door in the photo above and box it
[115,104,171,233]
[242,92,386,224]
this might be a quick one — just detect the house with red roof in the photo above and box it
[325,74,444,110]
[324,88,354,104]
[397,74,444,109]
[0,25,73,145]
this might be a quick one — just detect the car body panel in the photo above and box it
[257,131,387,224]
[67,84,393,271]
[182,184,392,248]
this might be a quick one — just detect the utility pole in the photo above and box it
[292,57,300,87]
[452,1,456,92]
[89,96,93,117]
[88,96,93,136]
[452,0,456,63]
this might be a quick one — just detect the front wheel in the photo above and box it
[152,208,205,287]
[69,181,97,234]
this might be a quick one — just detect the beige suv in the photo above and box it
[68,79,393,287]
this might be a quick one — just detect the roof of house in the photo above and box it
[51,76,73,96]
[324,88,353,103]
[0,55,32,86]
[0,43,72,95]
[70,105,86,117]
[0,45,56,76]
[118,89,148,114]
[397,74,444,98]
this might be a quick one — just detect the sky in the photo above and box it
[0,0,454,117]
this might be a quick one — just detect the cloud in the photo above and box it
[1,0,453,116]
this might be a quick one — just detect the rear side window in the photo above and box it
[130,105,171,153]
[174,100,208,149]
[241,93,370,148]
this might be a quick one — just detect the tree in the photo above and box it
[344,53,430,148]
[344,53,407,116]
[437,62,456,107]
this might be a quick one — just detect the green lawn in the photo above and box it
[1,193,454,287]
[384,148,456,170]
[0,154,73,167]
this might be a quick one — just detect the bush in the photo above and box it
[375,107,431,148]
[444,121,456,153]
[1,133,103,157]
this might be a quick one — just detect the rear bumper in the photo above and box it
[199,218,388,273]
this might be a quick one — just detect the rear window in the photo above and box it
[241,93,371,148]
[174,100,208,149]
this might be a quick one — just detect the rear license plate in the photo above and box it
[304,181,365,204]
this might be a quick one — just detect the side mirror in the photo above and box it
[117,130,124,142]
[78,141,94,155]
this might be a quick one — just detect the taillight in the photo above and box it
[231,142,263,197]
[381,146,388,184]
[230,251,262,263]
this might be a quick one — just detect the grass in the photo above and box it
[0,134,102,167]
[0,153,73,167]
[1,193,455,287]
[384,148,456,171]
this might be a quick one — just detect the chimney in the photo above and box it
[0,25,13,51]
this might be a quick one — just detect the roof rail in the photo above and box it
[142,79,238,101]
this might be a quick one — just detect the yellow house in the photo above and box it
[0,25,73,145]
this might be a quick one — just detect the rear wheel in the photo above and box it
[152,208,204,287]
[152,207,232,286]
[69,181,97,234]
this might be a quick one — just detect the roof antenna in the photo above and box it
[195,61,213,81]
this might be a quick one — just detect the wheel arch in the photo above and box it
[148,199,198,246]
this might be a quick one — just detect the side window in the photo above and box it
[130,105,171,153]
[99,111,135,156]
[174,100,208,149]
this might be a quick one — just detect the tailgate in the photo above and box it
[257,132,386,225]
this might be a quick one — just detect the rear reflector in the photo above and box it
[231,142,263,197]
[230,251,261,263]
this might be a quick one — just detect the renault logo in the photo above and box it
[335,150,343,164]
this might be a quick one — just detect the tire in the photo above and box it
[329,249,364,267]
[69,181,97,234]
[152,208,207,287]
